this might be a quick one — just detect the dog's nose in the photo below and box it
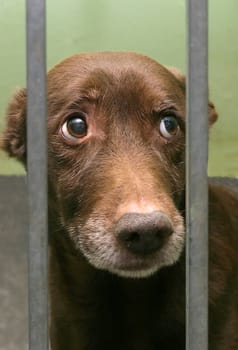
[115,211,173,255]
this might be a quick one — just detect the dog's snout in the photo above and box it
[115,211,173,255]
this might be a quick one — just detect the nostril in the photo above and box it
[122,231,141,249]
[157,225,173,239]
[124,232,140,243]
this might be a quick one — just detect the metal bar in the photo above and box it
[186,0,208,349]
[26,0,48,349]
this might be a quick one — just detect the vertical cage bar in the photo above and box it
[186,0,208,349]
[26,0,48,349]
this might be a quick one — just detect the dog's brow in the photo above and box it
[153,100,180,113]
[67,93,100,110]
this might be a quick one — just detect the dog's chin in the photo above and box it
[106,265,161,279]
[87,258,163,279]
[83,242,184,279]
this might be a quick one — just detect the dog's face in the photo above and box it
[1,52,217,278]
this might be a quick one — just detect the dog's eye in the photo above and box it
[62,115,88,141]
[159,116,179,139]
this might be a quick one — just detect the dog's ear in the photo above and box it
[207,101,218,126]
[166,66,218,126]
[1,88,27,164]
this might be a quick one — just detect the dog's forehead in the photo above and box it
[47,52,184,110]
[49,52,166,75]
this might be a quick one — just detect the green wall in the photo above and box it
[0,0,237,176]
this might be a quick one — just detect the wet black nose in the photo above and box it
[115,211,173,255]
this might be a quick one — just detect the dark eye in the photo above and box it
[62,115,88,141]
[159,115,179,139]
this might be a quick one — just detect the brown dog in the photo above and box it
[2,52,238,349]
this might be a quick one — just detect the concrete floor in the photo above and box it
[0,176,28,350]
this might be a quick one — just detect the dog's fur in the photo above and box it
[1,52,238,349]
